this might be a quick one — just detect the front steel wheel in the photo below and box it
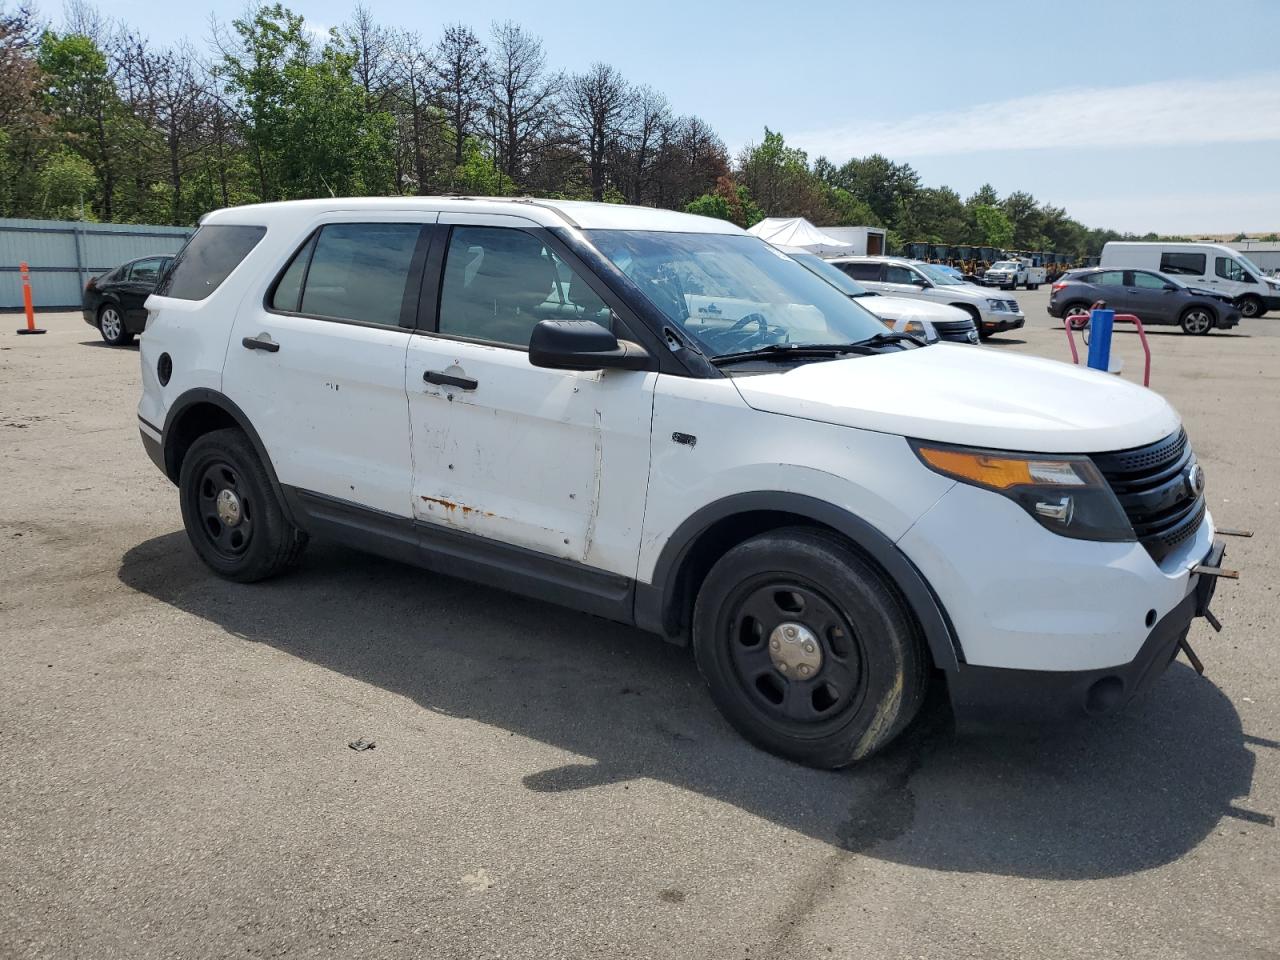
[1180,307,1214,335]
[693,527,927,768]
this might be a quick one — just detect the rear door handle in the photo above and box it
[424,370,477,390]
[242,334,279,353]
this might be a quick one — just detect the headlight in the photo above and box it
[986,298,1008,312]
[911,441,1134,542]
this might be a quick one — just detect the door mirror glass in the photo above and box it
[529,319,651,371]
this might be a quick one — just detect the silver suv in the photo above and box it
[829,256,1026,340]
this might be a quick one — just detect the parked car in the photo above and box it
[1101,241,1280,318]
[82,255,173,345]
[138,197,1224,769]
[829,255,1025,339]
[983,258,1046,291]
[778,248,979,344]
[1048,268,1240,335]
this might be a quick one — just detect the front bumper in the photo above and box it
[1262,294,1280,311]
[981,312,1025,333]
[948,540,1224,722]
[82,307,96,326]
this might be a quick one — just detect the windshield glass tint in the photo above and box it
[916,262,962,285]
[789,251,869,296]
[586,230,886,356]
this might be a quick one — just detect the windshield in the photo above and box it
[915,262,963,285]
[991,261,1018,270]
[788,251,871,297]
[1236,253,1266,278]
[586,230,888,358]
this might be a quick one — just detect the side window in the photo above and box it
[129,258,164,282]
[437,226,613,348]
[1215,257,1246,282]
[1131,272,1168,289]
[270,232,319,313]
[291,223,423,326]
[884,264,917,284]
[1092,270,1125,286]
[157,224,267,300]
[836,262,880,281]
[1159,252,1206,276]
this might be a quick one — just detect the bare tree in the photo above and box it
[616,84,669,204]
[564,62,627,202]
[486,20,559,187]
[432,22,486,170]
[341,4,394,112]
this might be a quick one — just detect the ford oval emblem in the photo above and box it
[1187,462,1206,497]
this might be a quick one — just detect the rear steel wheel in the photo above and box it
[98,305,132,346]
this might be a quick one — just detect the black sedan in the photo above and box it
[82,255,172,345]
[1047,268,1240,335]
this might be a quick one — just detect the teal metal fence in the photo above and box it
[0,218,193,310]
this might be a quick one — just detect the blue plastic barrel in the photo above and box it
[1087,308,1115,373]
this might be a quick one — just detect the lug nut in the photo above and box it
[777,663,788,672]
[803,643,815,654]
[798,665,811,677]
[785,626,797,639]
[770,639,780,651]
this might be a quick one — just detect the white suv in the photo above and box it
[830,255,1026,340]
[138,197,1225,768]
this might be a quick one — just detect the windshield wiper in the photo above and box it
[710,342,879,367]
[857,331,926,348]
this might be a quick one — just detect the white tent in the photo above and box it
[746,217,858,256]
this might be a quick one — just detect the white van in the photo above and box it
[1101,241,1280,318]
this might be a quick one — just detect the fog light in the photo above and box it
[1034,496,1074,524]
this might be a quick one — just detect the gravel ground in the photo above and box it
[1,293,1277,960]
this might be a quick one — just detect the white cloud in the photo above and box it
[791,73,1280,159]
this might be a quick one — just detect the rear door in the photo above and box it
[881,263,928,300]
[404,215,654,575]
[222,216,432,516]
[121,257,167,324]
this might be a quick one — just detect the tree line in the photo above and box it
[2,0,1149,257]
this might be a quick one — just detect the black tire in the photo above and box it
[692,527,928,769]
[1237,296,1262,319]
[1179,306,1214,335]
[178,428,307,582]
[97,303,133,346]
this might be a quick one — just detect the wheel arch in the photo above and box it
[633,492,962,671]
[161,389,296,524]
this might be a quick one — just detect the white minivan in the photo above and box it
[1101,241,1280,318]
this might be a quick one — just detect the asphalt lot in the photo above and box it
[2,292,1277,960]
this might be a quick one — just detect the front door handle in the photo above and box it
[242,333,279,353]
[424,370,477,390]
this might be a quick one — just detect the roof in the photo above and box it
[201,196,743,234]
[745,216,856,254]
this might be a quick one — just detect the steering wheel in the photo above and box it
[727,312,770,335]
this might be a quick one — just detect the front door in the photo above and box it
[223,217,432,517]
[405,216,654,577]
[1124,271,1178,323]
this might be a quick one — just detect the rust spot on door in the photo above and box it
[419,495,493,518]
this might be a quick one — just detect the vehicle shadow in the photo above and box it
[118,533,1263,880]
[980,336,1027,347]
[79,339,139,350]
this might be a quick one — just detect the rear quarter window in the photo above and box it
[837,262,881,281]
[156,224,267,301]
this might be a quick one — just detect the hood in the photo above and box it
[731,344,1181,453]
[858,296,971,325]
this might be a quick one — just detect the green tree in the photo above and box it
[685,175,762,228]
[973,204,1014,249]
[36,148,96,217]
[737,128,826,220]
[37,30,126,218]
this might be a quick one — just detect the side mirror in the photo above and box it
[529,318,652,371]
[913,278,931,288]
[1164,283,1179,291]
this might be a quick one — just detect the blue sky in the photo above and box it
[81,0,1280,233]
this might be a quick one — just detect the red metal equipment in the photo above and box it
[1064,308,1151,387]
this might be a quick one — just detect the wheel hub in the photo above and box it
[767,621,823,679]
[215,488,243,527]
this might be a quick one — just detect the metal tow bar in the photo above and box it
[1181,529,1251,674]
